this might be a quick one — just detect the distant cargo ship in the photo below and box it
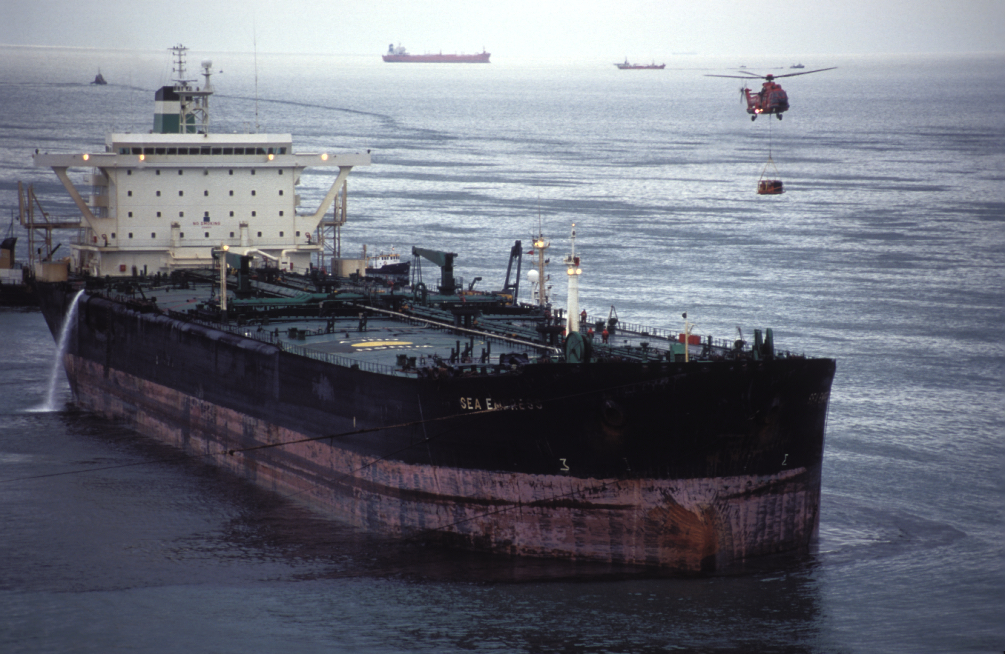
[383,44,490,63]
[615,59,665,70]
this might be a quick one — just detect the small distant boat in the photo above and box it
[383,44,490,63]
[790,63,805,69]
[91,70,107,85]
[615,59,665,70]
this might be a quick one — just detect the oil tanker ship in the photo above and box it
[32,46,834,573]
[383,43,490,63]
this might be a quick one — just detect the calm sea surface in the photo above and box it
[0,46,1002,653]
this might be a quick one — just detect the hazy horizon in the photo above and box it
[4,0,1003,59]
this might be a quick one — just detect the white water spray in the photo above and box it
[38,289,85,412]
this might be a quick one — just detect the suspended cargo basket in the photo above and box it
[757,154,784,194]
[757,179,784,194]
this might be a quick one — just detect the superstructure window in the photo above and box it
[251,190,256,196]
[178,170,183,175]
[127,170,132,176]
[128,233,133,238]
[127,191,132,196]
[279,231,284,237]
[229,190,233,196]
[128,212,133,217]
[151,232,156,238]
[279,190,283,196]
[157,212,161,217]
[156,191,161,196]
[257,231,262,237]
[279,211,284,216]
[204,190,209,196]
[229,211,234,217]
[156,170,161,175]
[205,232,210,237]
[179,191,184,196]
[179,212,184,217]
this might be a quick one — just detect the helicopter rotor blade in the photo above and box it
[770,66,837,79]
[705,74,766,80]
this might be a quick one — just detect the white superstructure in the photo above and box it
[33,45,370,277]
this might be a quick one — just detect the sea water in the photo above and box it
[0,46,1002,653]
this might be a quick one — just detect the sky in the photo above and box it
[2,0,1004,59]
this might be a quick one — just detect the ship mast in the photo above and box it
[531,229,550,307]
[170,44,214,134]
[564,223,582,333]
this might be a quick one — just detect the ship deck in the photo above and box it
[93,271,742,378]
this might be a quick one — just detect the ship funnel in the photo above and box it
[153,44,213,134]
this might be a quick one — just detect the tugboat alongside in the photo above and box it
[32,45,834,573]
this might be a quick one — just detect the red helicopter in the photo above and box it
[706,67,836,120]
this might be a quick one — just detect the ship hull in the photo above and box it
[383,53,491,63]
[39,283,835,572]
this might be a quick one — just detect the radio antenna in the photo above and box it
[253,17,260,133]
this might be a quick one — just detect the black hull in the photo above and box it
[38,282,835,571]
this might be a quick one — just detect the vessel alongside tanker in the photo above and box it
[31,46,834,572]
